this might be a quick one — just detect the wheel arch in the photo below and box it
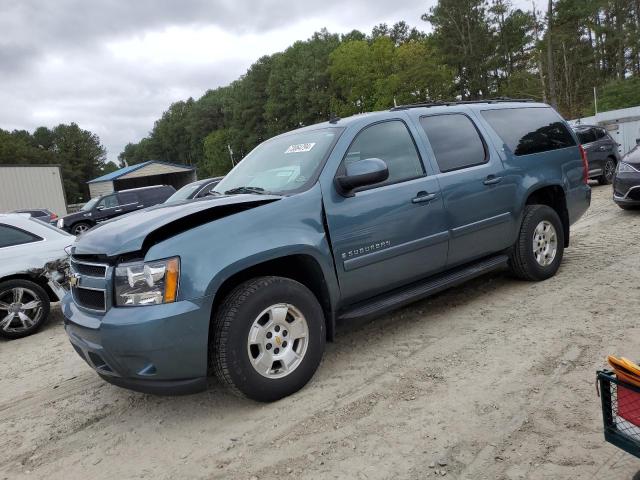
[0,274,57,302]
[523,184,570,247]
[209,253,337,345]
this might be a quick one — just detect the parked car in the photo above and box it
[63,100,590,401]
[613,143,640,210]
[56,185,175,235]
[572,125,620,184]
[0,214,73,339]
[164,177,223,203]
[10,208,58,224]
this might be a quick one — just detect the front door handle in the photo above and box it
[412,192,437,204]
[483,176,503,186]
[114,209,122,212]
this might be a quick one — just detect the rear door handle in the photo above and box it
[412,192,437,204]
[115,209,122,212]
[483,176,503,185]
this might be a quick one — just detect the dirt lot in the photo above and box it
[2,185,640,480]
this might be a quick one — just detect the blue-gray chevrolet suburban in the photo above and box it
[63,100,591,402]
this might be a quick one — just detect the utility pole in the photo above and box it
[546,0,558,108]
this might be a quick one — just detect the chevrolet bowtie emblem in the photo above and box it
[69,273,81,287]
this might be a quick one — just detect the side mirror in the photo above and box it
[336,158,389,196]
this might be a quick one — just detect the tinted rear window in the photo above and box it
[575,128,596,144]
[0,224,42,248]
[420,114,487,172]
[481,107,576,156]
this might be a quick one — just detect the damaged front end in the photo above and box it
[37,257,71,301]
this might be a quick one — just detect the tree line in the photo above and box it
[0,124,114,203]
[119,0,640,178]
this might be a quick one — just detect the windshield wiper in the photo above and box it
[224,186,269,195]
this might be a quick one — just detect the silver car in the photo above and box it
[0,214,74,339]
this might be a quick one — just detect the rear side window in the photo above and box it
[595,128,607,140]
[344,120,424,185]
[420,114,487,172]
[0,224,42,248]
[118,192,138,204]
[575,128,596,144]
[481,107,576,156]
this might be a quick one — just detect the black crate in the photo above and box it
[597,370,640,458]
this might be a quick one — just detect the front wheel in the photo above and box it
[509,205,565,281]
[71,222,92,235]
[211,276,326,402]
[0,280,51,339]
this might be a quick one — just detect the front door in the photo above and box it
[94,194,121,222]
[323,119,449,304]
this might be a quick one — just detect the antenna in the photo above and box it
[329,113,340,124]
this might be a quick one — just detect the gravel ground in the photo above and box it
[1,184,640,480]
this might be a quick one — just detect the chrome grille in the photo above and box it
[70,258,109,312]
[70,260,107,278]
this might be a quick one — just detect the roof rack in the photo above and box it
[390,97,536,111]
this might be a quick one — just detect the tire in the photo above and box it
[211,276,326,402]
[71,222,92,235]
[509,205,565,281]
[618,204,640,211]
[0,279,51,339]
[598,158,616,185]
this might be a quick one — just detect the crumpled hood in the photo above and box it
[73,194,281,258]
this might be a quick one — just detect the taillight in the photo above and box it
[579,145,589,184]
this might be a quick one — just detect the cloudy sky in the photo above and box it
[1,0,533,164]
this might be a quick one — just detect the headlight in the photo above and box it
[57,218,64,228]
[114,257,180,306]
[617,162,639,173]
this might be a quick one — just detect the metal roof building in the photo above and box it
[0,165,67,215]
[87,160,196,198]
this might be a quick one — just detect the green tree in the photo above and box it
[202,129,234,176]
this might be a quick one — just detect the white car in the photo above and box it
[0,214,74,339]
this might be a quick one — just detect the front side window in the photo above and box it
[98,195,119,209]
[420,114,487,172]
[342,120,424,185]
[214,128,342,195]
[481,107,576,156]
[0,224,41,248]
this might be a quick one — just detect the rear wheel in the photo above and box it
[598,158,616,185]
[509,205,565,281]
[211,276,325,402]
[0,280,50,339]
[71,222,92,235]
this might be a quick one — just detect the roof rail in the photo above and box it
[390,97,537,111]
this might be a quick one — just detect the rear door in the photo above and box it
[116,191,140,215]
[418,112,513,267]
[323,119,449,303]
[578,128,605,176]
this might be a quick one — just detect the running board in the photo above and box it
[338,254,509,322]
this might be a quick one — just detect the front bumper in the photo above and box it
[613,171,640,206]
[62,293,213,395]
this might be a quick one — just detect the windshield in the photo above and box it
[214,128,342,195]
[81,198,99,211]
[165,183,202,203]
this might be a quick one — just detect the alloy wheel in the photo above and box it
[0,287,44,334]
[532,220,558,267]
[246,303,309,379]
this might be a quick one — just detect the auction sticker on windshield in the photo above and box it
[285,143,316,154]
